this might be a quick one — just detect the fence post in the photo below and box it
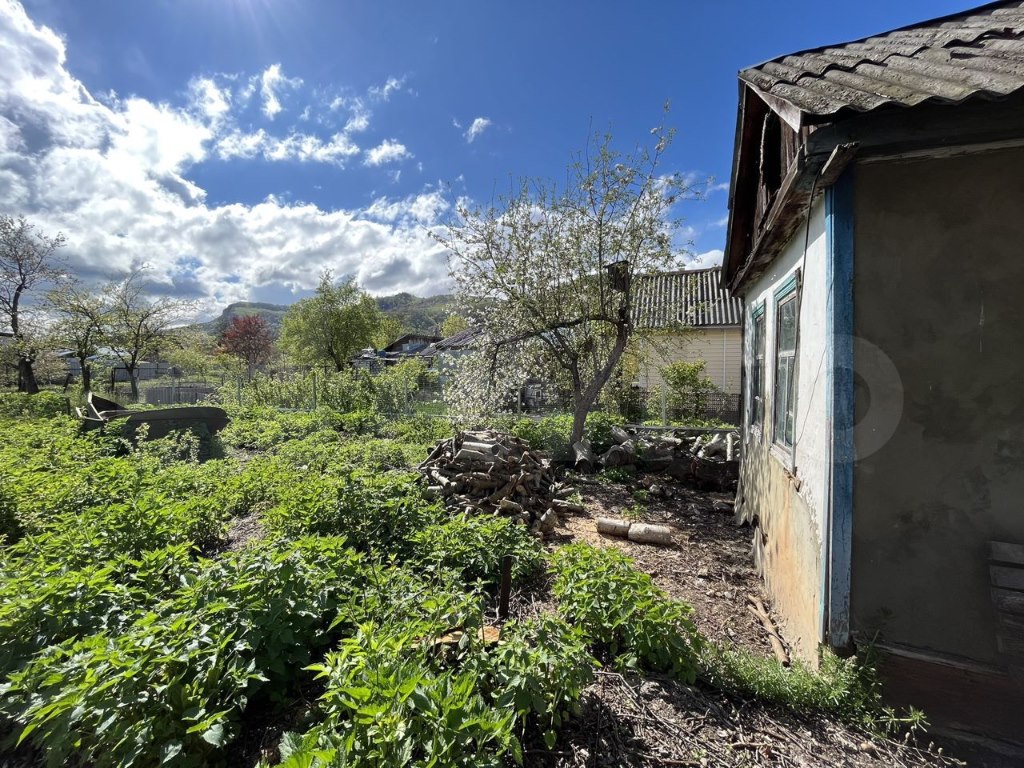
[311,370,318,411]
[237,377,242,407]
[660,386,668,427]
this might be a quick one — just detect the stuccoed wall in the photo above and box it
[738,198,831,660]
[852,147,1024,665]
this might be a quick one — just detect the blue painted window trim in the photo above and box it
[773,272,799,301]
[823,167,855,650]
[751,301,765,319]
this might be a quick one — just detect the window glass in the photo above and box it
[773,291,798,448]
[750,310,765,426]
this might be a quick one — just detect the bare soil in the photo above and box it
[516,470,972,768]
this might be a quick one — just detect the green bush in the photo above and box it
[550,544,703,681]
[410,516,543,587]
[509,411,625,460]
[1,538,366,768]
[0,391,68,419]
[261,469,440,553]
[480,615,595,748]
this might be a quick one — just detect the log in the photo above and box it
[537,508,558,533]
[461,440,507,456]
[597,517,631,537]
[498,498,523,515]
[551,499,585,515]
[610,426,631,445]
[627,523,672,546]
[573,439,595,473]
[453,448,500,465]
[747,596,790,666]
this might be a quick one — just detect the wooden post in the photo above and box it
[498,555,513,621]
[311,370,318,411]
[660,386,668,427]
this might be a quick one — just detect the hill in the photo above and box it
[196,293,455,337]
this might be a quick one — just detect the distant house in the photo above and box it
[632,267,744,394]
[419,327,483,369]
[350,333,442,374]
[724,2,1024,742]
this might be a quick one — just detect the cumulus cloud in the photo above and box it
[464,117,491,143]
[0,1,450,316]
[364,139,411,167]
[259,63,302,120]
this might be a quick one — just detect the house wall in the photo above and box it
[637,327,742,394]
[851,147,1024,668]
[737,198,831,660]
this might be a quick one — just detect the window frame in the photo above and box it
[772,273,800,450]
[749,303,766,430]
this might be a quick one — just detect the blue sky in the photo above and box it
[1,0,969,317]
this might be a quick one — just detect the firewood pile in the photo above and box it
[574,426,741,490]
[418,430,578,534]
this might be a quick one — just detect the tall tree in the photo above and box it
[279,272,385,371]
[0,215,66,393]
[440,313,470,339]
[373,315,405,350]
[46,276,107,393]
[441,121,691,445]
[103,270,189,400]
[220,315,274,380]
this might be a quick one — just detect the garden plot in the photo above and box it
[0,396,969,768]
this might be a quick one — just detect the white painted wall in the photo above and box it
[637,328,742,394]
[742,198,831,548]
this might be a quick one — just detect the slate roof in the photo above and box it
[633,267,743,329]
[432,326,484,351]
[740,1,1024,121]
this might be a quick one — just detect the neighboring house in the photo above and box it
[724,2,1024,742]
[351,333,442,374]
[632,267,744,394]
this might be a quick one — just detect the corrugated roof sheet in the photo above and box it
[633,267,743,329]
[431,326,484,352]
[741,1,1024,119]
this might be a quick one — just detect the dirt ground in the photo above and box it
[514,470,980,768]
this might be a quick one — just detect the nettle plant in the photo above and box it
[550,544,703,681]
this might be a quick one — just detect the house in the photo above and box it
[724,2,1024,742]
[350,333,442,374]
[632,267,744,394]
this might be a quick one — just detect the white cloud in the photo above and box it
[217,129,360,166]
[364,139,411,167]
[368,76,404,102]
[464,116,491,143]
[0,2,451,314]
[188,77,231,123]
[344,104,370,133]
[259,63,302,120]
[686,249,724,270]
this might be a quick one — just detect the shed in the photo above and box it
[724,1,1024,743]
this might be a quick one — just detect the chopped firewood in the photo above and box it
[418,431,560,528]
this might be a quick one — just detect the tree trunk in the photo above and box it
[81,363,92,393]
[17,357,39,394]
[129,369,140,401]
[568,325,632,446]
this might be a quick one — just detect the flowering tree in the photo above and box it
[0,215,66,393]
[440,121,694,445]
[221,315,274,380]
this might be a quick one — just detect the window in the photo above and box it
[750,305,765,427]
[773,276,799,448]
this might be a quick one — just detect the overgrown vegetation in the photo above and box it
[0,405,915,766]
